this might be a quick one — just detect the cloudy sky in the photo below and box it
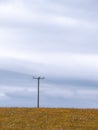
[0,0,98,108]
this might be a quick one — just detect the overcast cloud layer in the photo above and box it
[0,0,98,108]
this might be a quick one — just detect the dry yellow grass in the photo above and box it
[0,108,98,130]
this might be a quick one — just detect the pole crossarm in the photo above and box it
[33,76,45,108]
[33,76,45,79]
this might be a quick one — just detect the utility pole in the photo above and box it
[33,76,45,108]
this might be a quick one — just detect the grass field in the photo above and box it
[0,108,98,130]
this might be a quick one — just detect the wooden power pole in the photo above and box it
[33,76,44,108]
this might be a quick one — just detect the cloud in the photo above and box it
[0,84,98,108]
[0,0,98,30]
[42,85,98,100]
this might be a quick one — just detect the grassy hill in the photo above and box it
[0,108,98,130]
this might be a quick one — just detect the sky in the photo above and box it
[0,0,98,108]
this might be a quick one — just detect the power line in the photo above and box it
[33,76,45,108]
